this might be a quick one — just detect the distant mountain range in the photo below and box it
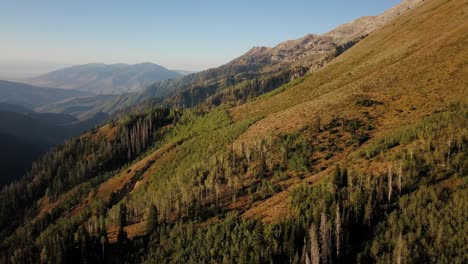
[25,62,183,94]
[0,80,91,109]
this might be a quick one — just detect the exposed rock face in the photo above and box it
[145,0,423,109]
[227,0,424,73]
[147,0,424,106]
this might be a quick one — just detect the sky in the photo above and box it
[0,0,400,78]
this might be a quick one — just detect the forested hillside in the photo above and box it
[0,0,466,263]
[0,103,107,185]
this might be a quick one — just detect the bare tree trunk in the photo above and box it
[397,163,402,194]
[304,242,311,264]
[320,212,330,264]
[387,164,393,202]
[447,134,453,165]
[364,192,373,227]
[335,204,341,258]
[396,233,402,264]
[310,223,320,264]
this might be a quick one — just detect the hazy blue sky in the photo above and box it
[0,0,400,77]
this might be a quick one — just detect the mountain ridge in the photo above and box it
[0,80,91,109]
[26,62,183,95]
[143,0,424,107]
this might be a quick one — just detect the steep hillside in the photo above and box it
[231,0,467,140]
[0,104,107,186]
[145,0,423,108]
[216,0,422,73]
[0,80,91,109]
[27,63,183,94]
[0,132,45,186]
[36,92,163,120]
[0,0,466,263]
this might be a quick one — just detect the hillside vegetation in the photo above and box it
[0,0,466,263]
[0,103,107,186]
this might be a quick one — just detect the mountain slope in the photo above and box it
[39,0,422,119]
[36,92,164,120]
[0,80,91,109]
[0,0,466,263]
[231,0,467,141]
[27,63,183,94]
[213,0,422,74]
[0,103,107,185]
[144,0,423,108]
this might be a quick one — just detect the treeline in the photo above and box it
[169,66,309,108]
[203,66,309,107]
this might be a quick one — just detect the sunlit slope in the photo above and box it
[231,0,467,143]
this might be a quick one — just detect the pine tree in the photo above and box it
[100,236,107,260]
[333,165,342,188]
[341,166,348,187]
[117,226,127,243]
[119,203,127,228]
[147,204,159,234]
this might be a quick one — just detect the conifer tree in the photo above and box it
[147,204,159,234]
[119,203,127,228]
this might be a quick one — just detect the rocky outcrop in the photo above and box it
[142,0,424,108]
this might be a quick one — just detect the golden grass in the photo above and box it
[33,142,175,228]
[96,142,175,200]
[228,0,468,222]
[107,221,147,243]
[231,0,467,146]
